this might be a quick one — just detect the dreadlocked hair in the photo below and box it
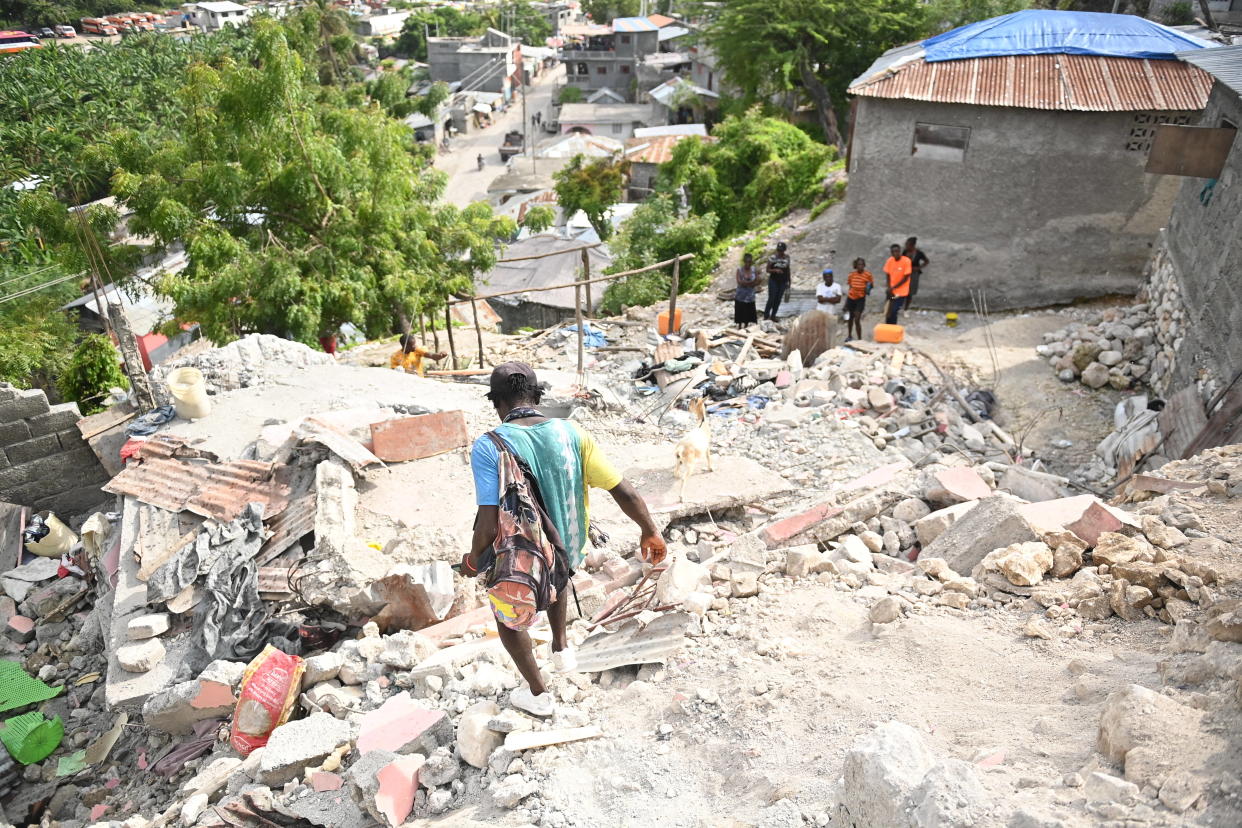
[500,372,543,404]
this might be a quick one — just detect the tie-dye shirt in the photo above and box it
[471,419,622,568]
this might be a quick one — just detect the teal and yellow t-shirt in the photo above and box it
[470,419,621,568]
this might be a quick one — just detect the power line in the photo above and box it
[0,264,60,290]
[0,272,83,304]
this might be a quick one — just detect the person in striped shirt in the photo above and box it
[844,258,874,342]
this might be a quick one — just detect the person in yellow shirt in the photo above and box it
[388,334,446,376]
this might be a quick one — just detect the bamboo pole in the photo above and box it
[581,248,592,315]
[471,297,486,369]
[448,254,695,306]
[445,302,457,369]
[494,242,601,264]
[575,281,584,380]
[668,256,680,331]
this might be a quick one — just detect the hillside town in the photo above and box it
[1,1,1241,827]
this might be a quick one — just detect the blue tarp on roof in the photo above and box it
[923,9,1216,63]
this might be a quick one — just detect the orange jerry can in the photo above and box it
[873,323,905,343]
[657,308,683,335]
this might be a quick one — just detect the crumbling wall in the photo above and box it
[838,98,1187,310]
[0,382,109,516]
[1147,83,1242,402]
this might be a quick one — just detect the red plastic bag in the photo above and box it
[230,645,304,756]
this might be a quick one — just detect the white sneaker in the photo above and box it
[510,686,554,718]
[550,647,577,673]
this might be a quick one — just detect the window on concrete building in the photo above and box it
[1127,112,1193,152]
[912,123,970,162]
[621,35,631,44]
[596,66,607,74]
[612,123,624,134]
[577,63,587,75]
[621,65,630,74]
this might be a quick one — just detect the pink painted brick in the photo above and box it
[760,502,843,547]
[312,771,344,792]
[357,692,450,756]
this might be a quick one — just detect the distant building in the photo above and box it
[560,16,660,102]
[532,1,576,37]
[182,1,250,32]
[558,102,653,138]
[839,10,1219,310]
[623,132,708,201]
[647,76,718,126]
[355,11,409,37]
[429,29,522,98]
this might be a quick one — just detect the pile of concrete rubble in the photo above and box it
[1036,301,1161,390]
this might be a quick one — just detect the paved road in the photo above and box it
[436,64,564,207]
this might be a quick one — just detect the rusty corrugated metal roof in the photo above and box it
[849,53,1212,112]
[103,436,292,522]
[623,133,712,164]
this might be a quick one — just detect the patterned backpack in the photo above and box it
[483,432,572,631]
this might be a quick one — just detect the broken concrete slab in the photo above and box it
[347,748,424,828]
[457,700,503,769]
[927,467,991,506]
[142,672,237,735]
[117,637,166,672]
[999,466,1066,503]
[1017,495,1136,547]
[1,556,60,603]
[258,712,354,786]
[126,613,170,640]
[762,489,903,548]
[921,495,1042,577]
[913,501,979,547]
[625,454,793,521]
[653,557,710,606]
[356,692,451,756]
[1098,683,1224,789]
[369,411,468,462]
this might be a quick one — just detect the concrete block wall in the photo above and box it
[0,382,110,517]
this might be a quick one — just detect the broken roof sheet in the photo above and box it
[102,435,292,522]
[624,133,707,164]
[849,52,1214,112]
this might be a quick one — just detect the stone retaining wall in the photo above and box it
[0,382,110,517]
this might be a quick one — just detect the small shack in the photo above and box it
[475,235,612,332]
[839,10,1219,309]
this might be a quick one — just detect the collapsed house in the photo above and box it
[839,10,1220,309]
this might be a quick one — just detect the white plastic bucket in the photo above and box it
[167,366,211,419]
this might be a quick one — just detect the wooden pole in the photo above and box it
[418,311,426,344]
[574,281,584,379]
[581,249,592,316]
[471,297,486,368]
[668,256,681,331]
[445,302,457,369]
[448,253,695,307]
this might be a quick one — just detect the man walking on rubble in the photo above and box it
[460,362,667,717]
[763,241,791,322]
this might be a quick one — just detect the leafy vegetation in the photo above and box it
[689,0,923,148]
[57,333,127,414]
[553,155,629,242]
[581,0,641,22]
[520,205,556,234]
[393,2,549,61]
[660,110,840,240]
[922,0,1030,34]
[1160,1,1195,25]
[600,195,721,314]
[557,85,585,104]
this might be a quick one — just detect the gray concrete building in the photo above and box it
[839,20,1217,310]
[1142,45,1242,406]
[561,17,660,102]
[428,29,521,98]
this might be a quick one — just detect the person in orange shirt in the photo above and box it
[844,257,874,342]
[389,333,446,376]
[883,243,913,325]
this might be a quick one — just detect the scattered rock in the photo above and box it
[869,597,902,625]
[456,700,503,770]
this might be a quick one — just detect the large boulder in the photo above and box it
[1098,684,1223,791]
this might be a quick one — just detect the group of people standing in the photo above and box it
[734,237,928,341]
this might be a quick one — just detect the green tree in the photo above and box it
[553,154,628,242]
[0,267,79,389]
[600,193,721,314]
[557,85,584,104]
[660,109,838,239]
[57,333,127,414]
[105,20,511,344]
[581,0,640,23]
[692,0,923,148]
[520,205,556,234]
[483,2,552,45]
[922,0,1030,35]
